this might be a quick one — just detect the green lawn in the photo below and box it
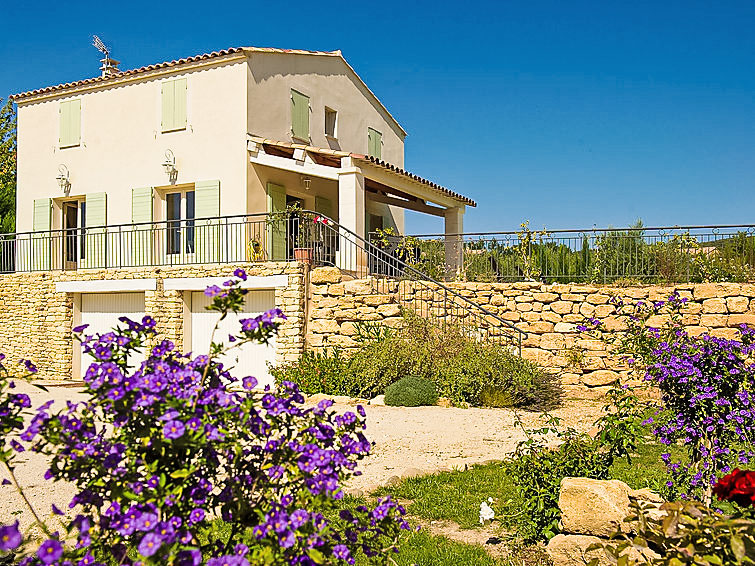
[375,442,682,534]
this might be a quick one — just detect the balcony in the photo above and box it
[0,213,343,273]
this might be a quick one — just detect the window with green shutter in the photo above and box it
[267,183,287,260]
[161,78,187,132]
[368,128,382,159]
[59,100,81,148]
[31,198,52,271]
[291,90,310,140]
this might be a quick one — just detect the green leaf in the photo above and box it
[170,469,190,479]
[731,535,746,562]
[306,548,326,564]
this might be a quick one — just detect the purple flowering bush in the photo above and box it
[0,269,409,565]
[583,292,755,503]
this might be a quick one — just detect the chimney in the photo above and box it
[99,57,120,78]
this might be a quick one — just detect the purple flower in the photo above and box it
[333,544,351,561]
[204,285,225,298]
[137,531,163,557]
[73,324,89,333]
[163,419,185,440]
[243,376,258,390]
[136,511,158,531]
[189,508,205,524]
[0,521,21,551]
[233,268,248,281]
[37,539,63,564]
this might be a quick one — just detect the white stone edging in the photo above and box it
[55,279,158,293]
[163,275,288,291]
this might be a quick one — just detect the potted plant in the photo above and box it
[294,210,316,264]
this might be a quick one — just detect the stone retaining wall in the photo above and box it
[0,263,306,381]
[306,268,755,396]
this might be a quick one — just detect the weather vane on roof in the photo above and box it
[92,35,120,78]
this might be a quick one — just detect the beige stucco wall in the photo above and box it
[0,263,306,381]
[247,53,406,167]
[15,59,249,233]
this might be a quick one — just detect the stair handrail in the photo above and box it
[307,212,528,351]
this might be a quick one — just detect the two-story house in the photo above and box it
[5,46,478,383]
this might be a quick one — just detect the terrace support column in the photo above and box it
[444,206,465,280]
[336,157,368,275]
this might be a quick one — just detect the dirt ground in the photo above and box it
[0,383,604,530]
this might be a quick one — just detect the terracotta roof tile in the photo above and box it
[10,47,339,101]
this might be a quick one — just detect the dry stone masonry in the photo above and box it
[307,269,755,398]
[2,259,755,400]
[0,263,306,381]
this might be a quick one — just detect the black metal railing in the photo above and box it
[0,211,526,352]
[314,218,527,352]
[375,224,755,284]
[0,212,339,273]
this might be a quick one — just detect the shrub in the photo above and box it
[595,499,755,565]
[346,315,562,410]
[269,348,352,396]
[584,292,755,503]
[0,271,410,565]
[384,377,438,407]
[505,383,647,543]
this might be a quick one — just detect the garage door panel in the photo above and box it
[191,290,276,389]
[79,292,146,374]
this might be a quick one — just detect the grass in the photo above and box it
[375,442,685,533]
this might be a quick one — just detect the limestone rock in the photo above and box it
[546,534,611,566]
[369,395,385,406]
[310,267,342,284]
[558,478,632,537]
[401,467,424,478]
[582,370,619,387]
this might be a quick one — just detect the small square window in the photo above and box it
[325,107,337,138]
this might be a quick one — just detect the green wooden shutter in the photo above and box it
[31,198,52,271]
[60,100,81,148]
[267,183,287,261]
[162,79,187,132]
[368,128,382,159]
[291,90,309,140]
[195,180,220,263]
[131,187,153,266]
[85,193,107,268]
[314,196,333,220]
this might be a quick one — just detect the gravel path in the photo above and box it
[0,384,604,530]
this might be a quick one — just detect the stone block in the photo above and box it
[533,292,559,303]
[559,477,632,537]
[586,293,610,305]
[727,296,749,313]
[343,279,374,295]
[700,314,728,328]
[540,333,566,350]
[554,322,577,333]
[582,370,619,387]
[309,267,342,284]
[702,298,727,314]
[550,301,573,314]
[728,314,755,327]
[515,302,533,312]
[309,319,340,334]
[546,534,612,566]
[376,303,402,317]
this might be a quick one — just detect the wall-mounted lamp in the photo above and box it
[302,176,312,191]
[162,149,177,179]
[56,165,71,193]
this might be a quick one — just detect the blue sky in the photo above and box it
[1,1,753,234]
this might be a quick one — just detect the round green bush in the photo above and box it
[384,376,438,407]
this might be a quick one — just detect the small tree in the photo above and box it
[0,98,16,233]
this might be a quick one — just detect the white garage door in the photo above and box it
[190,290,276,389]
[80,293,146,370]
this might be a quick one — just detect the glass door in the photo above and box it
[166,191,195,261]
[63,201,86,269]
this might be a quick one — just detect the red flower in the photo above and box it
[713,469,755,507]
